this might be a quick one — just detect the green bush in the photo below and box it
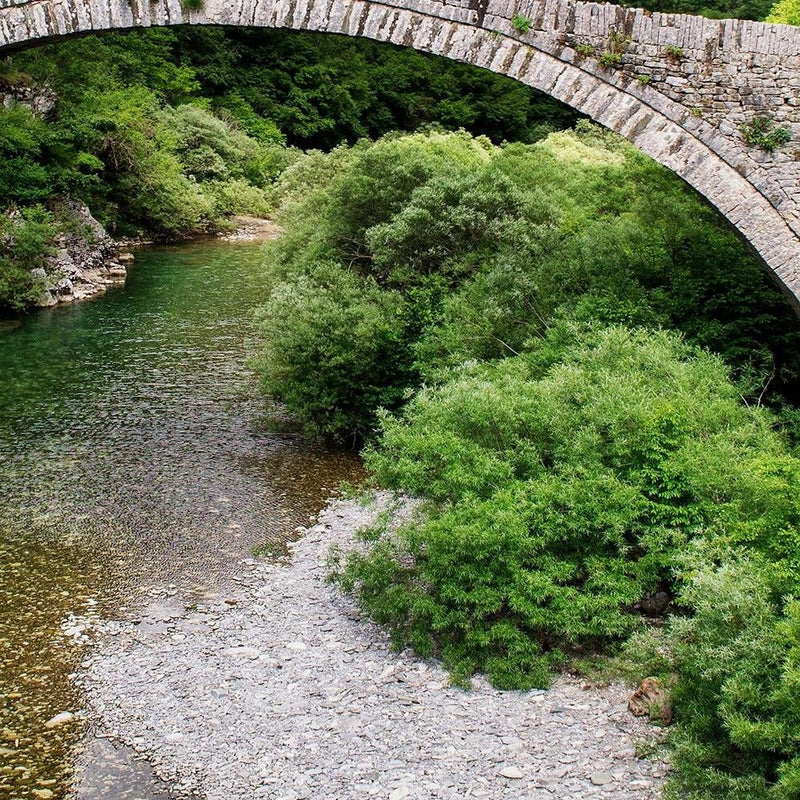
[254,263,415,443]
[257,127,800,442]
[768,0,800,24]
[0,206,56,311]
[607,0,773,20]
[333,325,795,687]
[173,28,577,149]
[0,106,53,204]
[205,179,272,218]
[512,15,533,33]
[629,556,800,799]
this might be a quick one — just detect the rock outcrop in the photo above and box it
[37,199,132,307]
[0,79,56,118]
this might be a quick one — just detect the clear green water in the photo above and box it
[0,240,363,799]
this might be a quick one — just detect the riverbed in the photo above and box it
[0,238,668,800]
[0,240,363,799]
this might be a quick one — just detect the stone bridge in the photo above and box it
[1,0,799,308]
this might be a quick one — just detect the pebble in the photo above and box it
[499,766,524,779]
[44,712,75,729]
[78,495,668,799]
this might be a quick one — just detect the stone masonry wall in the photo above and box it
[0,0,798,308]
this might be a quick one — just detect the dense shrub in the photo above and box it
[333,326,797,687]
[0,25,580,311]
[0,106,54,204]
[627,556,800,799]
[174,28,579,149]
[257,127,800,441]
[0,206,55,312]
[255,263,415,442]
[768,0,800,23]
[608,0,773,20]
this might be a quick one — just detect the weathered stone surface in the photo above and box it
[41,199,128,306]
[0,0,798,309]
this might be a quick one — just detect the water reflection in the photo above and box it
[0,240,364,798]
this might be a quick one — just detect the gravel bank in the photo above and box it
[78,495,668,800]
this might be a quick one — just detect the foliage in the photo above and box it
[0,206,55,312]
[628,556,800,799]
[608,0,774,20]
[0,32,280,241]
[598,51,624,68]
[258,126,800,442]
[767,0,800,23]
[740,116,792,152]
[173,28,578,149]
[0,26,580,310]
[665,44,685,60]
[333,326,797,688]
[254,263,415,443]
[257,124,800,794]
[598,30,631,67]
[512,15,533,33]
[0,106,54,204]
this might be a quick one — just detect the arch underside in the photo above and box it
[1,0,799,310]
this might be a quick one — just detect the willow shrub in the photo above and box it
[627,555,800,800]
[258,127,800,443]
[333,325,797,689]
[254,263,415,443]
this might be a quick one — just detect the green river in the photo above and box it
[0,240,363,799]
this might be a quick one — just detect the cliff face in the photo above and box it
[35,200,132,307]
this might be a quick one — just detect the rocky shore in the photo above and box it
[75,495,668,800]
[35,200,132,308]
[32,212,280,309]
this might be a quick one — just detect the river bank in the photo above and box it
[0,239,364,799]
[31,213,280,310]
[76,494,668,800]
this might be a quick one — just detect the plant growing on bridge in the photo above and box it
[665,43,685,61]
[575,42,596,58]
[511,14,533,33]
[598,51,623,67]
[598,29,632,68]
[740,116,792,152]
[180,0,205,10]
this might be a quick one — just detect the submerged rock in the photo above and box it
[44,711,75,729]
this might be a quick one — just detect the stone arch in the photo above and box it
[1,0,799,308]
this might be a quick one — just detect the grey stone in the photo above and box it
[44,711,76,728]
[499,766,524,779]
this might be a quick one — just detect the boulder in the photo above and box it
[628,677,672,725]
